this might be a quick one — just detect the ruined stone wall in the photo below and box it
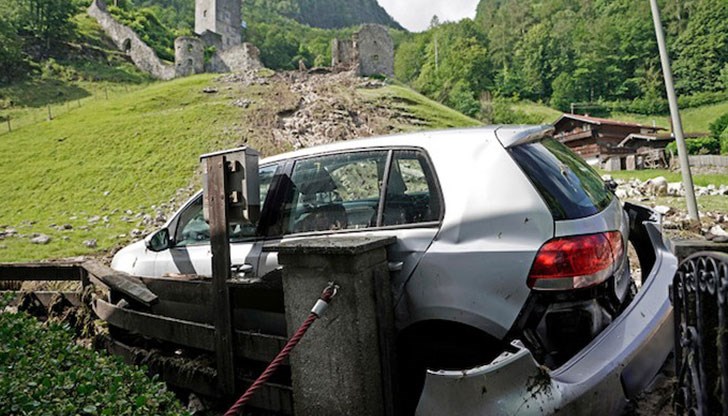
[331,39,355,68]
[356,24,394,77]
[174,37,205,77]
[88,0,175,80]
[195,0,241,50]
[212,43,263,73]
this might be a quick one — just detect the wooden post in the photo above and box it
[47,105,52,121]
[204,155,237,395]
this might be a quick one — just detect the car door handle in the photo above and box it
[231,263,253,277]
[388,261,404,272]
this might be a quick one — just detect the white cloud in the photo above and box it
[378,0,479,32]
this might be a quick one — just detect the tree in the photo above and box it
[673,0,728,93]
[0,16,27,84]
[18,0,78,52]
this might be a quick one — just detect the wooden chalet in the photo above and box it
[553,114,667,167]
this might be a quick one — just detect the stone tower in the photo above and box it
[195,0,241,50]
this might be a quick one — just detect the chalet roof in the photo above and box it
[618,133,673,148]
[553,114,667,131]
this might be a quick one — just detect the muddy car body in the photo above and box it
[112,126,676,413]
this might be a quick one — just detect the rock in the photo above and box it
[643,176,668,196]
[130,229,143,238]
[62,224,73,230]
[709,225,728,238]
[667,182,683,196]
[654,205,672,215]
[103,191,110,196]
[615,189,628,199]
[202,87,218,94]
[30,234,51,245]
[0,244,6,249]
[232,98,253,108]
[83,239,97,248]
[125,210,133,215]
[88,216,100,224]
[187,393,206,414]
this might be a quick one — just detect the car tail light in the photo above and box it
[527,231,624,290]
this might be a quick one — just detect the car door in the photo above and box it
[152,163,281,277]
[256,149,443,305]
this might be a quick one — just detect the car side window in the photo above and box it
[174,164,279,246]
[283,151,388,234]
[382,150,441,226]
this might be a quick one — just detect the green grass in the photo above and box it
[651,195,728,214]
[509,96,728,134]
[0,74,252,261]
[511,100,563,124]
[359,84,482,130]
[601,169,728,187]
[613,101,728,133]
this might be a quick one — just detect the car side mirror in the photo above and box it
[145,228,171,252]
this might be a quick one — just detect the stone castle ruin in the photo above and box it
[88,0,261,80]
[332,25,394,77]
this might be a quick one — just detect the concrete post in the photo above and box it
[265,236,397,416]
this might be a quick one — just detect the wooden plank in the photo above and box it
[93,297,216,351]
[0,262,81,281]
[229,286,285,313]
[83,261,158,306]
[94,297,287,363]
[234,330,287,363]
[139,277,212,304]
[205,154,237,395]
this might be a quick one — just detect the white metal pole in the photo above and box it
[649,0,699,221]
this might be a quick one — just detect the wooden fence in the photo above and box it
[0,260,293,414]
[688,155,728,167]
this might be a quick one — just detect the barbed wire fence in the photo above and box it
[0,85,135,136]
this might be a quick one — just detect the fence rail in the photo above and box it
[688,155,728,167]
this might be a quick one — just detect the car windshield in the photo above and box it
[509,138,613,220]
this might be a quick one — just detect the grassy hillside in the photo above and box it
[513,99,728,134]
[0,72,479,262]
[613,100,728,133]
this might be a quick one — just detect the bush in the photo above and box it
[709,112,728,139]
[721,126,728,155]
[666,136,721,156]
[605,91,728,116]
[0,296,188,415]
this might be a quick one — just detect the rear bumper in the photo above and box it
[416,204,677,415]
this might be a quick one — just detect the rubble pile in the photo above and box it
[604,175,728,240]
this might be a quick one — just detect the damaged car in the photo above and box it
[112,125,677,414]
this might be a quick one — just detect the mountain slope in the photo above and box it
[284,0,403,30]
[0,70,477,262]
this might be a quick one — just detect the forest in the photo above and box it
[1,0,727,122]
[396,0,728,118]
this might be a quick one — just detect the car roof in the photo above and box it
[261,125,553,164]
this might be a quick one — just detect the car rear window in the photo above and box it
[509,138,613,221]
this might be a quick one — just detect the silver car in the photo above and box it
[112,125,676,414]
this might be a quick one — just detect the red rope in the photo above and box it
[224,287,336,416]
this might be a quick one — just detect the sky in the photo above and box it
[377,0,479,32]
